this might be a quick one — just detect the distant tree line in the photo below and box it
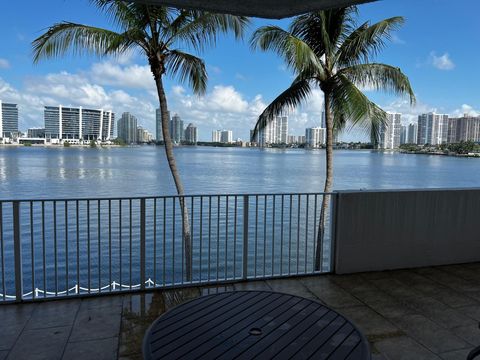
[400,141,480,155]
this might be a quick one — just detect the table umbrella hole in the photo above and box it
[249,328,263,336]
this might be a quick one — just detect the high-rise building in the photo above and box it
[212,130,222,142]
[44,105,114,141]
[407,123,418,144]
[287,135,297,144]
[117,112,138,144]
[276,116,288,144]
[257,115,288,146]
[170,114,183,143]
[305,127,326,148]
[378,112,401,149]
[27,128,45,138]
[155,108,168,142]
[184,123,198,144]
[417,113,449,145]
[448,115,480,143]
[321,111,326,129]
[221,130,233,143]
[400,125,408,145]
[0,101,19,138]
[136,126,152,143]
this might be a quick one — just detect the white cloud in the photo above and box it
[0,58,10,69]
[430,52,455,70]
[451,104,480,117]
[169,85,261,138]
[90,61,154,89]
[382,97,433,124]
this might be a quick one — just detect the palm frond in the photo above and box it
[252,75,312,140]
[90,0,146,31]
[251,26,323,75]
[340,63,415,105]
[336,17,404,67]
[32,22,125,63]
[328,73,387,143]
[169,12,249,52]
[165,50,207,94]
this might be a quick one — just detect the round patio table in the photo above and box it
[143,290,370,359]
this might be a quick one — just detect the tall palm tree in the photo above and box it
[33,0,249,280]
[250,6,415,270]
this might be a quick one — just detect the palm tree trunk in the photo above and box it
[153,73,192,281]
[315,92,334,271]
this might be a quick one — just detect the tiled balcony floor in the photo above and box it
[1,263,480,359]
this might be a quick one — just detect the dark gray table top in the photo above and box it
[143,290,370,359]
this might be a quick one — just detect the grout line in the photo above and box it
[4,303,38,359]
[59,297,83,359]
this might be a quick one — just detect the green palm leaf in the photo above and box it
[336,17,404,67]
[252,75,312,140]
[32,22,125,62]
[165,50,207,94]
[340,63,416,104]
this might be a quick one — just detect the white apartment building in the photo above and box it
[212,130,222,142]
[220,130,233,143]
[305,127,326,148]
[378,112,401,149]
[257,116,288,146]
[212,129,233,143]
[44,105,114,142]
[417,112,449,145]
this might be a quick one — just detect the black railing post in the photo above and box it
[140,198,146,290]
[13,201,22,302]
[242,196,249,280]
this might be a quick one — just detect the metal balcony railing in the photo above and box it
[0,192,333,302]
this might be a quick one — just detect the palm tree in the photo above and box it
[250,6,415,270]
[33,1,249,280]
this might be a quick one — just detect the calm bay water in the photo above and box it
[1,145,479,297]
[1,145,479,199]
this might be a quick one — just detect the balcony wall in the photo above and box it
[333,188,480,274]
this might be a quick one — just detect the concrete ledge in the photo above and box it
[334,188,480,274]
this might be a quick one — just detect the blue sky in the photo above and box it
[0,0,479,141]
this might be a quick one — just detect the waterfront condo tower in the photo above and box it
[448,115,480,143]
[184,123,198,144]
[305,127,326,148]
[0,101,19,138]
[408,123,418,144]
[212,130,222,142]
[220,130,233,143]
[117,112,138,144]
[170,114,184,143]
[155,108,169,142]
[44,105,115,141]
[378,112,402,149]
[257,115,288,146]
[417,112,449,145]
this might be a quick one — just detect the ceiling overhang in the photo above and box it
[129,0,377,19]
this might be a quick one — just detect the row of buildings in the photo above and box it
[155,110,198,144]
[0,102,115,144]
[378,112,480,149]
[251,115,327,148]
[117,112,154,144]
[212,130,233,143]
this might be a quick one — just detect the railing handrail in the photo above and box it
[0,191,333,303]
[0,191,334,203]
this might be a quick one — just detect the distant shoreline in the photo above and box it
[399,150,480,158]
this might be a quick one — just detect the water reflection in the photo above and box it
[1,146,480,200]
